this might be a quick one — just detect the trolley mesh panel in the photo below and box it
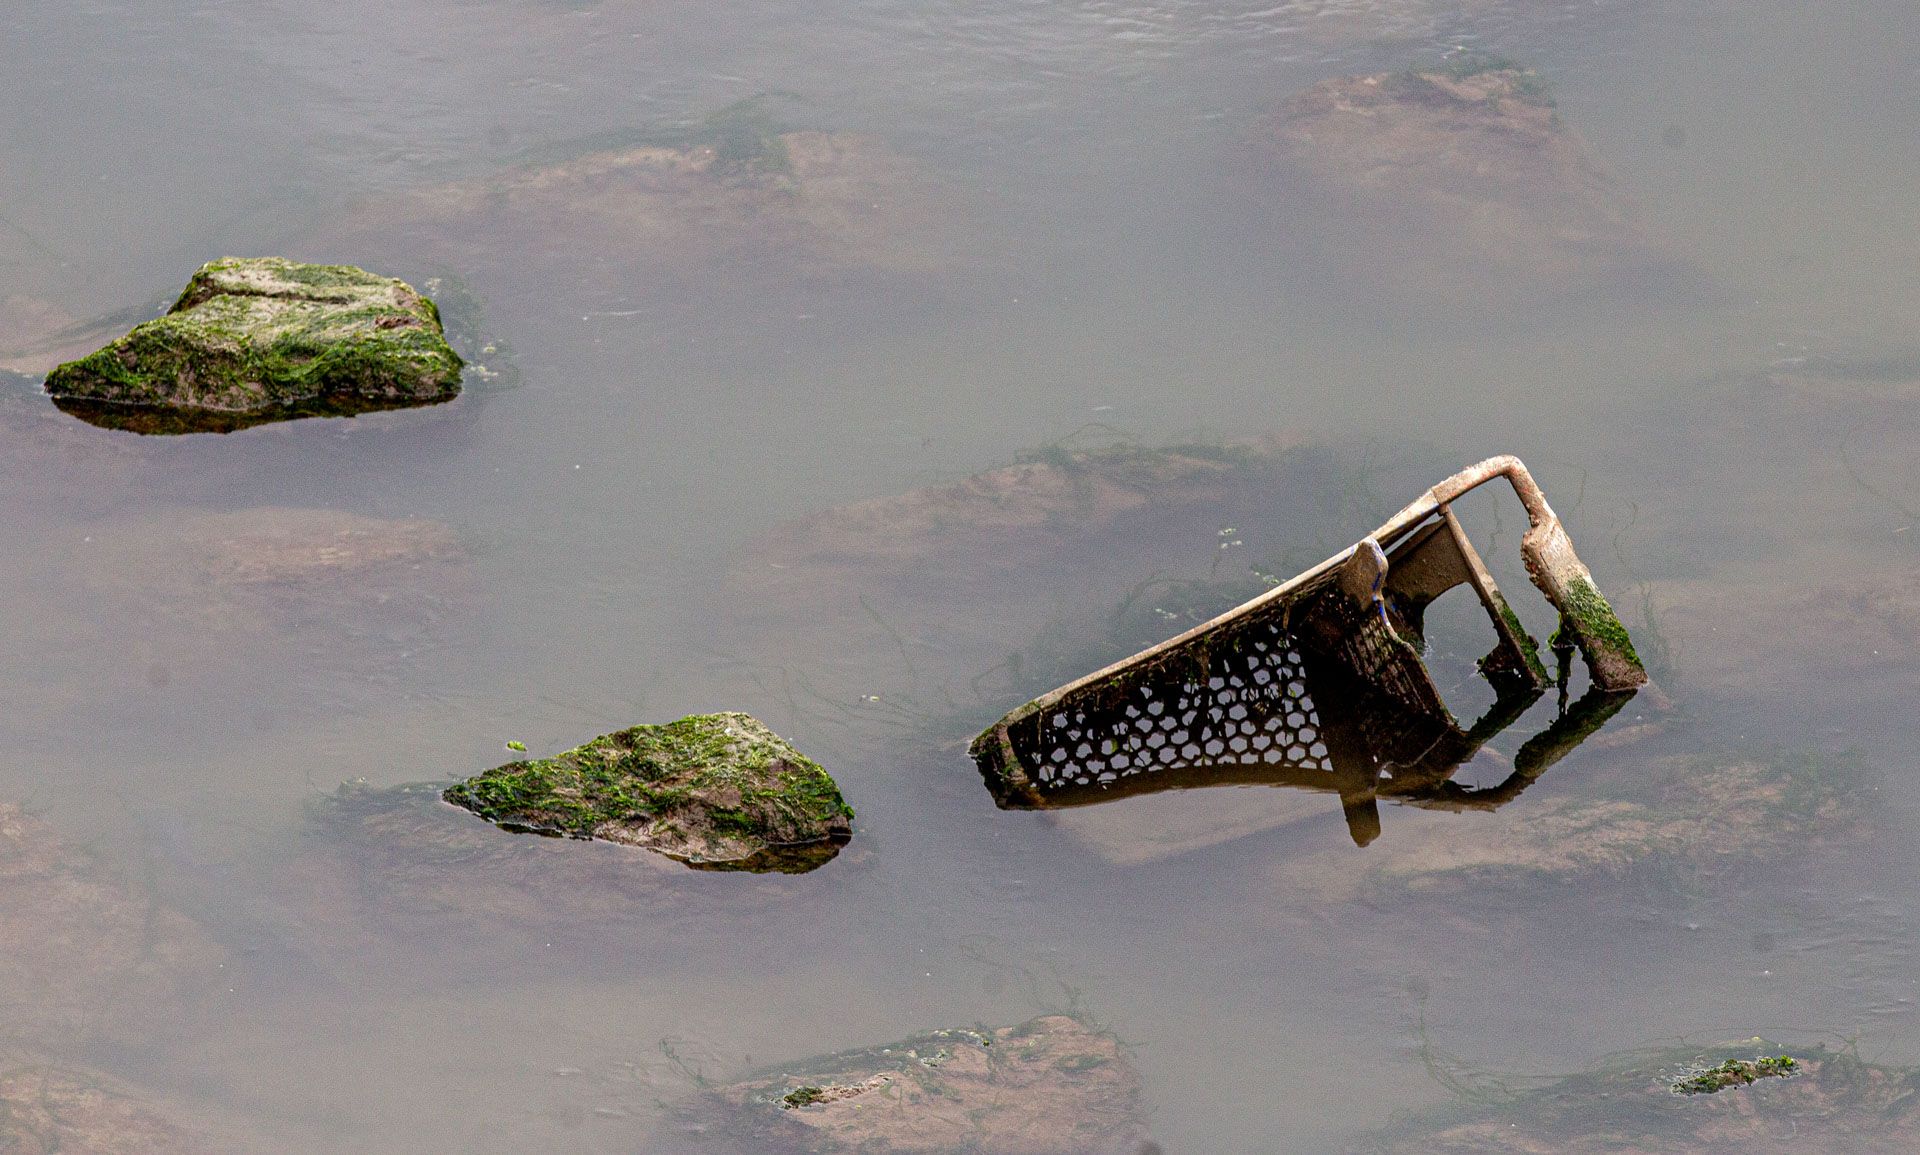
[998,578,1452,802]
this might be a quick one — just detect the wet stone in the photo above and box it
[44,257,464,434]
[445,712,854,872]
[668,1015,1150,1154]
[1357,1042,1917,1153]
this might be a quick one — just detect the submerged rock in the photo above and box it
[1260,749,1866,903]
[320,109,947,291]
[0,1064,248,1155]
[287,778,859,947]
[0,802,222,1053]
[1254,57,1677,303]
[669,1015,1149,1154]
[1358,1041,1916,1153]
[44,257,463,433]
[723,435,1342,715]
[445,712,854,872]
[51,506,472,691]
[1,292,172,380]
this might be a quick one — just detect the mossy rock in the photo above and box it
[444,712,854,872]
[668,1015,1149,1153]
[1358,1040,1918,1153]
[44,257,462,434]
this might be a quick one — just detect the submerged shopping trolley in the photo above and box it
[969,455,1647,842]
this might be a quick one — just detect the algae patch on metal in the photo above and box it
[44,256,463,433]
[970,455,1646,841]
[445,712,853,873]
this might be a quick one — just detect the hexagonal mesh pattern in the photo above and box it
[1002,581,1454,797]
[1010,617,1333,790]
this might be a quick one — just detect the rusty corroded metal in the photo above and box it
[969,455,1646,838]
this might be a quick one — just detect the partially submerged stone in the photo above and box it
[445,712,854,872]
[287,779,854,945]
[670,1015,1149,1154]
[44,257,463,433]
[1254,57,1678,303]
[1358,1041,1913,1153]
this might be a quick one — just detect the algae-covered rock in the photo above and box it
[1253,57,1678,303]
[285,779,859,949]
[1358,1041,1918,1153]
[445,712,854,872]
[1670,1054,1796,1095]
[667,1015,1149,1154]
[44,257,463,433]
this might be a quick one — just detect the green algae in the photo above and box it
[1551,574,1646,688]
[1363,1041,1903,1153]
[699,95,794,178]
[1482,592,1551,687]
[444,711,853,871]
[1386,56,1557,111]
[1671,1055,1797,1096]
[44,257,462,434]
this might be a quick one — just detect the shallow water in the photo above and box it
[4,0,1920,1149]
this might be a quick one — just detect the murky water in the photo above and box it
[4,0,1920,1149]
